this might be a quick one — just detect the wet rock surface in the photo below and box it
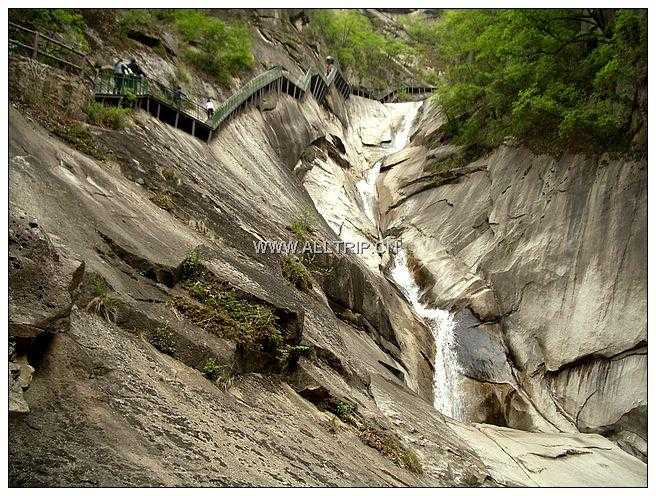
[8,36,646,485]
[379,101,647,460]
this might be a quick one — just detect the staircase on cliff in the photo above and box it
[9,20,435,143]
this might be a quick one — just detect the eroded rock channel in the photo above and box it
[9,37,646,488]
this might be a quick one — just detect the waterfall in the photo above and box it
[353,101,465,419]
[356,102,421,225]
[356,159,382,223]
[389,248,463,420]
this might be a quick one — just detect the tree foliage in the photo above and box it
[426,9,647,154]
[169,10,254,85]
[10,8,89,51]
[309,10,409,86]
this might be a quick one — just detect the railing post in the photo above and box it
[32,31,39,59]
[174,111,179,128]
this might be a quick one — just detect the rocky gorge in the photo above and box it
[7,9,647,487]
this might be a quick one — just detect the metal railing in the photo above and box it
[209,66,284,127]
[8,20,434,139]
[92,59,433,138]
[89,52,433,139]
[8,21,90,73]
[94,70,209,123]
[94,72,149,97]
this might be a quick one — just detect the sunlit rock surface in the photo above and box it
[8,21,646,484]
[379,100,647,459]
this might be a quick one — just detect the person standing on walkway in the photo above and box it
[127,57,145,78]
[325,55,335,76]
[173,85,186,109]
[205,98,215,120]
[113,59,128,94]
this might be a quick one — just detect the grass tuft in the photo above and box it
[281,255,312,290]
[360,427,424,475]
[84,102,132,130]
[150,191,176,212]
[150,326,176,355]
[84,275,119,322]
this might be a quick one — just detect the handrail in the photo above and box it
[94,70,209,123]
[92,59,434,141]
[209,67,283,127]
[9,21,88,58]
[7,20,434,139]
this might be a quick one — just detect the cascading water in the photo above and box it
[355,102,421,226]
[354,101,464,420]
[389,249,463,419]
[356,160,383,224]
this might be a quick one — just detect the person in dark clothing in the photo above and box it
[173,85,186,108]
[125,57,145,94]
[126,57,145,77]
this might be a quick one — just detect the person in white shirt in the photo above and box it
[205,98,215,120]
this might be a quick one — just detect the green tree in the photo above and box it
[10,8,89,51]
[309,10,409,86]
[429,9,646,154]
[172,10,253,85]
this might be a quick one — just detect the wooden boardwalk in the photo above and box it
[9,20,435,143]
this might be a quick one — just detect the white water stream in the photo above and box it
[355,102,420,226]
[355,101,463,419]
[389,249,463,419]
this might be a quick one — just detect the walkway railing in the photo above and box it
[92,60,434,142]
[8,21,434,142]
[8,21,91,73]
[210,67,284,128]
[94,71,208,123]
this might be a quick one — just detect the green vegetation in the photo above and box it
[180,248,203,278]
[11,9,89,51]
[360,426,423,475]
[150,326,176,355]
[282,256,312,291]
[426,9,647,154]
[309,10,409,85]
[83,102,132,130]
[200,355,238,390]
[275,344,312,368]
[201,357,222,380]
[172,9,253,85]
[334,399,356,419]
[174,65,192,85]
[400,13,445,86]
[11,7,253,88]
[289,210,318,241]
[84,275,119,322]
[53,123,109,161]
[160,167,182,187]
[172,278,284,354]
[290,218,312,241]
[117,9,154,36]
[150,191,176,212]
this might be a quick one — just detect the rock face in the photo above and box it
[378,102,647,459]
[8,90,444,486]
[7,14,647,485]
